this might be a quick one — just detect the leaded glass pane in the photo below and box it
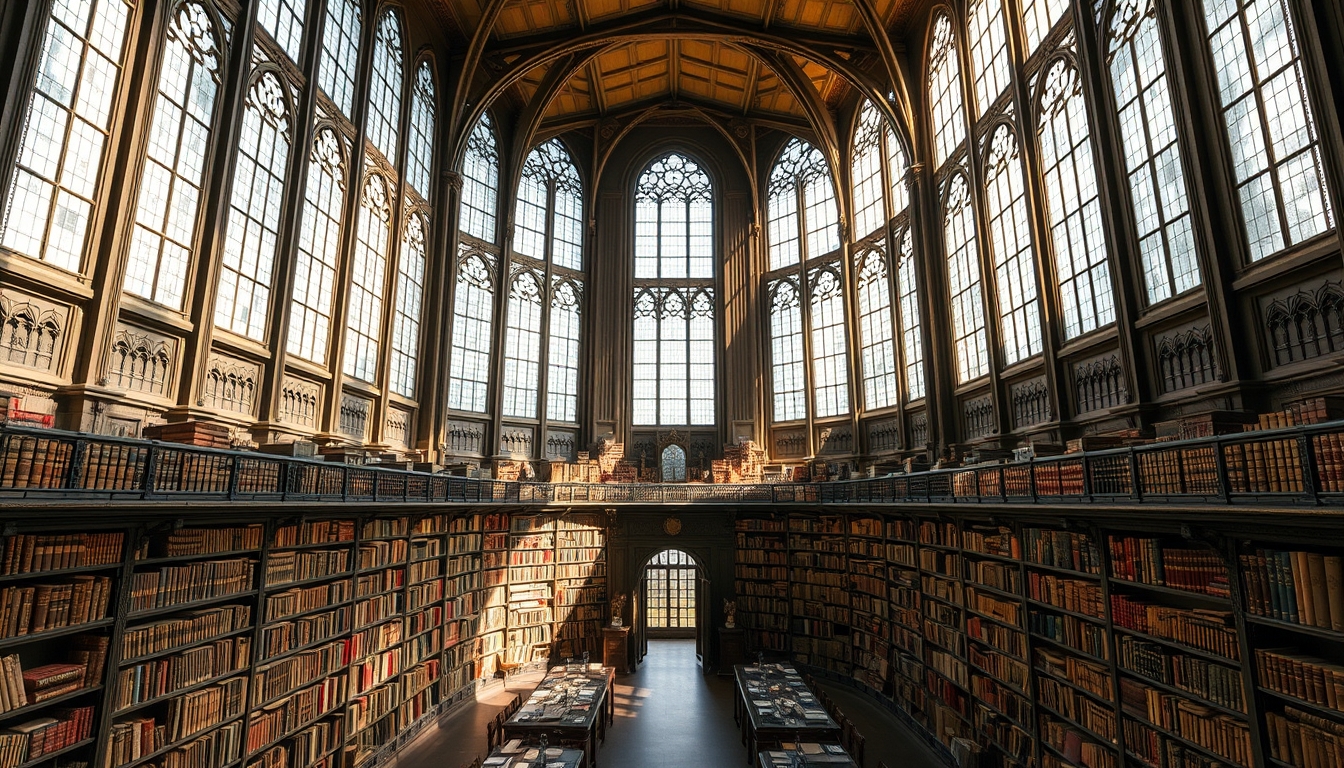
[896,229,925,399]
[547,278,581,422]
[855,246,898,411]
[810,266,850,418]
[502,271,543,418]
[634,153,713,279]
[984,125,1043,365]
[886,126,909,215]
[514,139,583,269]
[945,173,990,383]
[405,63,435,201]
[631,287,715,427]
[122,2,221,309]
[1021,0,1070,54]
[1,0,133,273]
[969,0,1011,117]
[317,0,360,118]
[768,138,838,269]
[366,11,403,163]
[769,278,805,421]
[257,0,303,62]
[288,128,344,365]
[343,172,390,382]
[928,14,965,169]
[448,248,495,413]
[462,115,499,243]
[852,101,886,239]
[390,211,427,397]
[216,70,290,341]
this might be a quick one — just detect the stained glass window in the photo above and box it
[288,128,344,364]
[635,153,713,280]
[448,247,496,413]
[343,172,390,382]
[461,115,499,242]
[632,288,716,427]
[984,125,1043,365]
[546,279,581,422]
[122,2,222,309]
[1037,58,1115,339]
[1200,0,1333,261]
[852,101,887,239]
[366,11,403,163]
[944,173,989,382]
[502,270,543,418]
[405,63,435,201]
[317,0,360,118]
[855,247,898,410]
[767,138,838,270]
[810,266,850,418]
[216,70,290,341]
[1021,0,1070,54]
[257,0,304,62]
[896,229,925,399]
[968,0,1011,117]
[1107,0,1201,303]
[1,0,134,273]
[390,211,427,397]
[769,278,806,422]
[928,13,965,169]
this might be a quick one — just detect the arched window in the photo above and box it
[1106,0,1200,303]
[405,63,435,202]
[390,211,427,397]
[984,124,1043,365]
[928,13,965,169]
[645,549,696,629]
[0,0,134,273]
[944,172,989,382]
[122,1,223,310]
[851,101,887,239]
[506,139,585,423]
[462,116,499,243]
[767,138,838,271]
[810,267,850,418]
[896,228,925,399]
[660,446,688,483]
[855,248,897,410]
[288,128,345,365]
[769,278,805,422]
[447,248,495,413]
[502,270,544,418]
[633,153,716,427]
[968,0,1011,117]
[1021,0,1070,54]
[216,70,291,341]
[366,11,403,164]
[343,170,391,382]
[1037,58,1114,339]
[1198,0,1333,261]
[257,0,304,62]
[317,0,360,118]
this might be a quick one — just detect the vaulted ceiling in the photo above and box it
[436,0,922,157]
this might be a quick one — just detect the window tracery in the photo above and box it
[288,127,345,365]
[462,115,499,243]
[390,210,426,398]
[366,11,403,164]
[945,172,989,383]
[317,0,360,118]
[769,278,805,422]
[984,124,1043,366]
[928,13,965,169]
[448,248,496,413]
[405,63,435,202]
[343,171,391,383]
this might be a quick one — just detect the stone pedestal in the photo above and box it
[718,627,745,674]
[602,626,631,674]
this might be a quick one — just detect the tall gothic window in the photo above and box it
[984,124,1043,366]
[0,0,134,273]
[505,139,584,422]
[855,247,898,411]
[390,210,426,397]
[633,153,716,427]
[405,63,435,202]
[1037,58,1114,339]
[1021,0,1070,54]
[343,171,391,383]
[896,229,925,400]
[851,101,888,239]
[928,13,965,169]
[945,172,989,382]
[122,2,222,309]
[1199,0,1333,261]
[1106,0,1200,303]
[448,247,495,413]
[288,128,345,365]
[968,0,1011,117]
[257,0,304,62]
[461,115,499,243]
[769,278,805,422]
[767,138,846,421]
[216,70,291,341]
[317,0,360,118]
[365,11,403,164]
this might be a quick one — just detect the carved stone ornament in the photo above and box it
[662,517,682,536]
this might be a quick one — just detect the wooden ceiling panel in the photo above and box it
[584,0,663,24]
[549,67,594,115]
[773,0,859,34]
[676,40,750,109]
[682,0,765,23]
[752,69,798,116]
[495,0,578,38]
[595,41,672,110]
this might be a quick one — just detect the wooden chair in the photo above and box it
[841,719,856,751]
[849,732,866,766]
[486,712,503,749]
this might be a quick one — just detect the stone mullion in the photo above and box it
[1069,1,1149,421]
[255,0,328,442]
[796,189,817,458]
[720,190,757,446]
[172,2,260,423]
[591,190,627,445]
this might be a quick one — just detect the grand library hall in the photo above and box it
[1,0,1344,766]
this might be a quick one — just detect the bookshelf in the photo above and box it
[733,517,789,654]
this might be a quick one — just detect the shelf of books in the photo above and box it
[553,514,607,661]
[733,517,789,654]
[475,513,510,682]
[505,516,555,670]
[847,513,889,693]
[788,515,850,674]
[443,513,483,703]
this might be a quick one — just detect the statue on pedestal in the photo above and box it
[610,593,628,627]
[723,598,737,629]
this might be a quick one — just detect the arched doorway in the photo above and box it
[637,548,710,663]
[660,445,687,482]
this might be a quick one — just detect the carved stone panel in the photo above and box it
[865,419,900,454]
[203,355,259,416]
[962,395,995,440]
[1261,280,1344,368]
[445,420,485,455]
[1155,325,1217,393]
[385,406,411,449]
[815,424,853,455]
[499,425,533,458]
[339,394,371,442]
[772,428,806,458]
[1011,377,1051,429]
[1074,353,1127,414]
[107,324,176,396]
[908,412,929,448]
[545,430,577,461]
[0,286,70,374]
[279,376,322,428]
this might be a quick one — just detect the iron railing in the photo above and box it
[2,421,1343,507]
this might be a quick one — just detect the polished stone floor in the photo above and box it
[392,639,946,768]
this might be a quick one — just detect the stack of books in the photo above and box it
[143,421,231,449]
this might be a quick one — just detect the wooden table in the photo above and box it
[734,664,841,764]
[503,664,614,767]
[757,745,859,768]
[484,744,586,768]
